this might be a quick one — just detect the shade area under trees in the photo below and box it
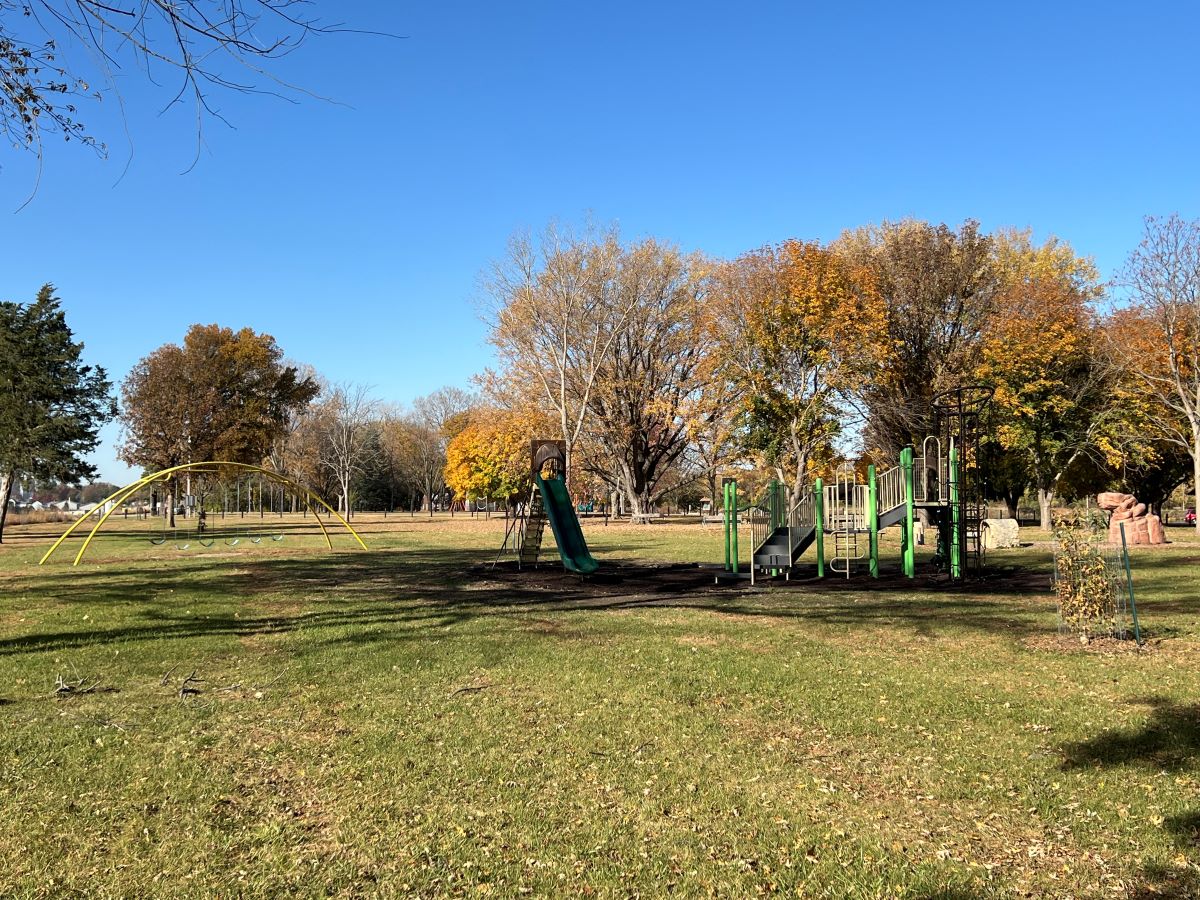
[9,215,1199,535]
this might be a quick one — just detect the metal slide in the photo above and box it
[535,474,600,575]
[750,487,818,575]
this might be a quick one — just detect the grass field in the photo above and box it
[1,513,1198,898]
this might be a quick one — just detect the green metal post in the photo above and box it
[901,446,915,578]
[814,478,825,578]
[724,480,734,578]
[949,444,961,579]
[867,464,879,578]
[1119,522,1142,645]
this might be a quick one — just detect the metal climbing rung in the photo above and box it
[963,502,986,573]
[830,527,863,577]
[518,488,547,566]
[828,465,866,578]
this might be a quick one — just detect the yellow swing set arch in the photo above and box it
[40,461,368,566]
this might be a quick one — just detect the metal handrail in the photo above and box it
[788,492,815,559]
[877,464,906,514]
[745,493,774,558]
[790,491,815,530]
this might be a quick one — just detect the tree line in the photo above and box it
[116,325,480,525]
[468,216,1200,530]
[3,212,1199,540]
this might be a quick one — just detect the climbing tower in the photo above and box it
[930,386,993,579]
[734,386,994,582]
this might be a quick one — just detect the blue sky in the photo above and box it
[4,1,1198,483]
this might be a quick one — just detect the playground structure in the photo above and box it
[496,440,599,575]
[725,388,992,582]
[40,461,368,566]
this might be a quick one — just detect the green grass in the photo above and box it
[1,515,1198,897]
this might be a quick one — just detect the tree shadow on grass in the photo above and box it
[1060,696,1200,773]
[1128,863,1200,900]
[1060,696,1200,898]
[0,549,1064,657]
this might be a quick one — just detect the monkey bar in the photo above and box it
[40,461,368,566]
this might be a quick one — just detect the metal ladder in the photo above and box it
[831,527,861,577]
[518,486,547,567]
[963,501,986,574]
[828,466,865,578]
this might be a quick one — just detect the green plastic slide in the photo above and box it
[535,473,600,575]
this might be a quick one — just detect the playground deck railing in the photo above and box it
[877,464,906,514]
[824,483,869,532]
[913,438,949,503]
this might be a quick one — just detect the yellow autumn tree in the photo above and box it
[710,240,887,497]
[444,406,553,505]
[978,230,1107,528]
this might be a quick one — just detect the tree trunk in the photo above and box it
[1193,438,1200,534]
[619,461,650,519]
[1004,493,1019,519]
[1037,486,1054,532]
[0,471,13,544]
[791,447,809,506]
[625,487,645,518]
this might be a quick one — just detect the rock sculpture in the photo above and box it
[1097,491,1166,545]
[982,518,1020,549]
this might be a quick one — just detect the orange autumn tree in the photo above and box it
[1099,307,1194,511]
[711,240,887,498]
[979,230,1107,529]
[1113,214,1200,533]
[444,406,553,506]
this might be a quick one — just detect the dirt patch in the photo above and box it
[1023,633,1154,655]
[473,561,727,604]
[519,617,592,640]
[475,559,1050,602]
[766,562,1051,596]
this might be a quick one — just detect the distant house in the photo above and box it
[76,501,117,517]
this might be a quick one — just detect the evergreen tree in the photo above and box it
[0,284,116,542]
